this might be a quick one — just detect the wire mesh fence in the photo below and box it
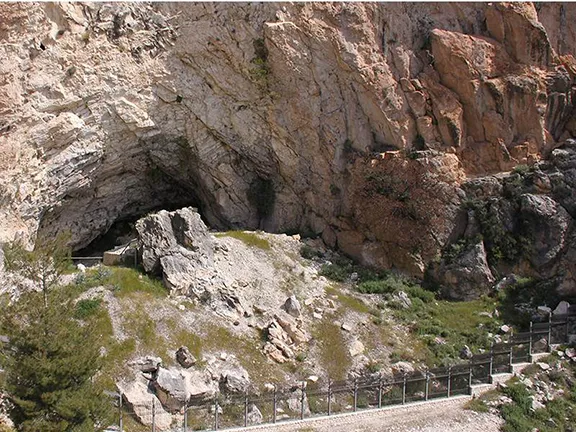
[108,312,575,431]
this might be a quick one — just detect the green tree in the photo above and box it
[0,238,112,431]
[3,234,71,307]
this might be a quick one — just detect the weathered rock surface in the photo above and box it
[264,309,310,362]
[136,207,214,295]
[2,2,576,286]
[175,346,197,368]
[220,366,251,394]
[246,403,263,425]
[152,367,216,412]
[433,141,576,299]
[153,367,190,411]
[118,379,172,430]
[282,295,301,318]
[129,356,162,373]
[433,241,496,301]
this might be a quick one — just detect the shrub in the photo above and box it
[319,263,349,282]
[74,298,101,319]
[513,164,530,175]
[404,285,435,303]
[300,245,321,260]
[357,275,412,294]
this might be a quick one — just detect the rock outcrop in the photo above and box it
[136,207,214,295]
[119,378,173,431]
[1,2,576,294]
[264,310,310,363]
[433,140,576,299]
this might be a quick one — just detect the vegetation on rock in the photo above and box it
[0,241,112,431]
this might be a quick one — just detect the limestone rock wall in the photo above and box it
[1,2,575,282]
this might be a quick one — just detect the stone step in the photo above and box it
[530,352,550,362]
[469,383,493,397]
[511,362,532,374]
[490,372,513,385]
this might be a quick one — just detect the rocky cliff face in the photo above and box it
[430,140,576,299]
[1,2,575,295]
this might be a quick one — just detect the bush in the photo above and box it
[357,275,412,294]
[404,285,435,303]
[300,245,321,260]
[74,298,101,319]
[319,263,349,282]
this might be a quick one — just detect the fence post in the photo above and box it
[244,392,248,427]
[377,375,383,408]
[213,397,219,431]
[529,321,533,356]
[327,379,332,416]
[424,370,429,401]
[489,343,494,377]
[509,341,514,372]
[152,398,156,432]
[402,374,407,405]
[273,385,277,424]
[447,366,452,398]
[468,361,473,394]
[300,381,306,420]
[353,378,358,412]
[183,406,187,432]
[547,312,552,352]
[119,393,123,432]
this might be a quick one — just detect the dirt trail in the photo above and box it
[229,396,502,432]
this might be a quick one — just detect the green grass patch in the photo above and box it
[325,286,371,314]
[216,231,271,250]
[173,329,203,361]
[312,319,351,381]
[392,296,500,366]
[74,298,102,319]
[75,266,167,298]
[106,267,167,298]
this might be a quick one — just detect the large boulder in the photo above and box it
[435,241,496,300]
[282,295,301,318]
[153,368,190,411]
[520,194,571,268]
[118,379,172,431]
[153,367,216,412]
[220,366,251,394]
[136,207,214,295]
[246,403,263,425]
[175,346,197,368]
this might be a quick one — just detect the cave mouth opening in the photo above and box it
[73,198,203,259]
[72,182,203,260]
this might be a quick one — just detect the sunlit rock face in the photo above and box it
[0,2,575,286]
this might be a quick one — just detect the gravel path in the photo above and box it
[228,396,503,432]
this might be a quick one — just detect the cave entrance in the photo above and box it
[73,198,203,263]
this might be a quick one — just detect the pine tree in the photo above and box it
[2,234,71,307]
[0,238,112,431]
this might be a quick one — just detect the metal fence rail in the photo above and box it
[110,312,575,431]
